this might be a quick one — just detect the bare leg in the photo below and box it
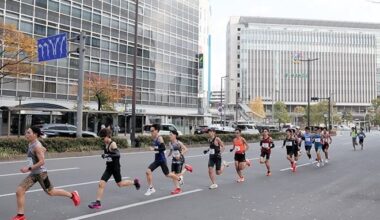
[166,172,180,188]
[146,169,153,187]
[208,167,216,184]
[265,160,271,172]
[16,186,26,214]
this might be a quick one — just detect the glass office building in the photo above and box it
[226,16,379,114]
[0,0,200,109]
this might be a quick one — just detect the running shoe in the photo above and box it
[11,215,26,220]
[266,171,272,176]
[209,183,218,189]
[246,159,251,167]
[223,161,229,168]
[134,178,141,190]
[316,162,320,167]
[185,164,193,173]
[88,201,101,209]
[179,176,184,185]
[325,159,329,164]
[71,191,81,206]
[144,187,156,196]
[171,188,182,195]
[292,164,297,172]
[237,177,245,183]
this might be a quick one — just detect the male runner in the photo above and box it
[282,129,298,172]
[230,128,250,182]
[88,128,140,209]
[357,128,366,150]
[145,124,182,196]
[322,128,332,164]
[204,128,228,189]
[259,128,274,176]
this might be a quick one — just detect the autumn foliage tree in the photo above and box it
[84,73,131,111]
[0,23,36,83]
[249,96,266,119]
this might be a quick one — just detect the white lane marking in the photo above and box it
[0,151,157,164]
[66,189,203,220]
[0,177,129,198]
[226,157,259,164]
[0,167,80,177]
[280,161,318,171]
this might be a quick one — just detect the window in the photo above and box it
[60,4,70,15]
[92,37,100,47]
[83,10,91,21]
[237,45,240,50]
[48,0,59,11]
[34,24,46,35]
[237,36,240,40]
[237,28,241,31]
[93,13,101,23]
[20,21,33,32]
[36,0,48,8]
[72,7,81,18]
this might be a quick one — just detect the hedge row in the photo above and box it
[0,137,129,159]
[0,133,286,159]
[136,132,287,148]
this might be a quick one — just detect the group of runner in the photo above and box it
[12,124,333,220]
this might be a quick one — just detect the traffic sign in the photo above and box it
[37,33,68,62]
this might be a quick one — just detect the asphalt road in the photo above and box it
[1,131,379,220]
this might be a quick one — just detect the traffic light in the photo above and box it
[311,97,319,101]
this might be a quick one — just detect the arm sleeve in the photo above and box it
[283,140,286,146]
[259,140,263,146]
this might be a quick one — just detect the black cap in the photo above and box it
[170,130,179,136]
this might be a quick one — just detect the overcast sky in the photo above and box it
[208,0,380,90]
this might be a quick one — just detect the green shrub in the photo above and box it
[0,137,130,159]
[136,132,286,148]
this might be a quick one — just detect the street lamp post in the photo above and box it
[220,76,228,127]
[131,0,139,147]
[294,56,319,127]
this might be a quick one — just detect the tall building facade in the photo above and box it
[226,16,379,115]
[0,0,202,113]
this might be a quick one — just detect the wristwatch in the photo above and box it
[28,167,32,171]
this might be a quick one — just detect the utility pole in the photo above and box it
[76,32,86,138]
[131,0,139,147]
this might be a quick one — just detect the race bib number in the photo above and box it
[209,149,215,155]
[315,138,321,143]
[262,143,269,148]
[106,157,113,162]
[286,141,293,146]
[235,146,241,151]
[305,138,311,142]
[27,157,33,167]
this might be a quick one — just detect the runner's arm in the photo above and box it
[32,146,46,170]
[179,142,188,155]
[217,137,225,152]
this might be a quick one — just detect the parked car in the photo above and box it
[236,124,260,135]
[142,124,183,136]
[39,124,98,138]
[208,124,235,134]
[194,125,209,134]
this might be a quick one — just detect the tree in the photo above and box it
[249,96,266,118]
[84,73,131,111]
[294,106,305,114]
[306,101,329,126]
[274,101,290,124]
[371,98,380,111]
[0,23,36,83]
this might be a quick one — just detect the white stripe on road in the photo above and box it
[0,177,129,198]
[280,161,317,171]
[226,157,259,164]
[0,151,156,165]
[0,167,80,177]
[66,189,203,220]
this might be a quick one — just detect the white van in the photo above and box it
[143,124,183,136]
[236,124,260,135]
